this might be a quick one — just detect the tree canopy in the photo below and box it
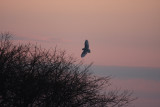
[0,33,135,107]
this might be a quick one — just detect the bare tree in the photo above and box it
[0,33,135,107]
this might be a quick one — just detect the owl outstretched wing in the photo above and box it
[85,40,89,49]
[81,50,87,57]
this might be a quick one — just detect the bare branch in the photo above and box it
[0,33,136,107]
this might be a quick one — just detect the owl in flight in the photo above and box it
[81,40,91,57]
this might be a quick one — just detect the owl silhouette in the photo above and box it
[81,40,91,57]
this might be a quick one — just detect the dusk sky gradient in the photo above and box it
[0,0,160,107]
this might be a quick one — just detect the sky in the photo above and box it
[0,0,160,107]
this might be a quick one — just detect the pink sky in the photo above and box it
[1,1,160,107]
[93,66,160,107]
[0,0,160,68]
[111,78,160,107]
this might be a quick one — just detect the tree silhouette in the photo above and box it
[0,33,135,107]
